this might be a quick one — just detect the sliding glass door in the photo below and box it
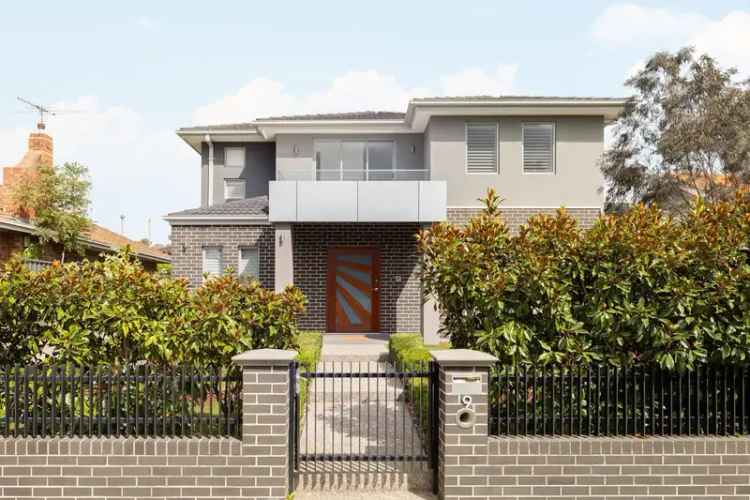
[314,140,395,180]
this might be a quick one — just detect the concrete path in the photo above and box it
[320,333,390,361]
[295,360,435,497]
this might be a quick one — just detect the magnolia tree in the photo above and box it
[0,251,306,367]
[418,189,750,371]
[603,48,750,213]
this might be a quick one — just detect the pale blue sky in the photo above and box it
[1,1,748,243]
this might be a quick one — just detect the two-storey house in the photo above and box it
[165,96,625,341]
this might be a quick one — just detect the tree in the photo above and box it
[602,47,750,213]
[11,162,92,262]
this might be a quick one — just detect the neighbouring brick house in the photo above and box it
[0,131,170,270]
[165,96,625,339]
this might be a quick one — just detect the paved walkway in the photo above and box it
[295,359,435,497]
[320,333,390,361]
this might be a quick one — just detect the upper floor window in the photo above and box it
[224,147,245,168]
[314,140,396,180]
[224,179,245,200]
[202,246,222,280]
[238,247,260,280]
[522,123,555,174]
[466,122,498,174]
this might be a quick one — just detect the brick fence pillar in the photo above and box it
[431,349,498,500]
[233,348,297,500]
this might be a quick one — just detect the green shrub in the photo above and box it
[296,331,323,371]
[389,333,433,433]
[389,333,431,367]
[0,250,306,368]
[418,189,750,371]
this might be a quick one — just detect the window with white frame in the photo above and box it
[466,122,498,174]
[238,247,260,280]
[224,179,245,200]
[202,247,222,279]
[224,147,245,168]
[522,123,555,174]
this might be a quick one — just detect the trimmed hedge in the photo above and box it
[296,331,323,371]
[389,333,432,434]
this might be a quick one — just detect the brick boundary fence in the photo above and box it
[431,349,750,500]
[0,349,296,500]
[3,349,750,500]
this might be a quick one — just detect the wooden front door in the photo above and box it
[326,247,380,333]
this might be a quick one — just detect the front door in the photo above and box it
[326,247,380,332]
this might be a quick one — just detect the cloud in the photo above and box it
[439,65,518,97]
[592,4,750,78]
[0,97,193,244]
[192,65,518,125]
[591,3,708,46]
[135,16,159,31]
[690,11,750,78]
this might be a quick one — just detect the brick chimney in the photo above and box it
[0,132,54,216]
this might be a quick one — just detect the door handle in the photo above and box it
[373,288,379,292]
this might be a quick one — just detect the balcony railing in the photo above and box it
[277,168,429,181]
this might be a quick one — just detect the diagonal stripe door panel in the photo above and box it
[327,247,379,332]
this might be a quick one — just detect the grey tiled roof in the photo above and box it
[411,95,628,102]
[178,122,256,132]
[177,96,627,133]
[166,195,269,217]
[255,111,405,121]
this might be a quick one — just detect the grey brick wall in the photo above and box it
[292,223,422,334]
[484,436,750,500]
[0,350,294,500]
[0,437,268,499]
[447,207,601,233]
[169,224,275,289]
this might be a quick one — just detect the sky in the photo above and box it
[0,1,748,244]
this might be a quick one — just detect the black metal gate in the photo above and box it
[289,360,438,492]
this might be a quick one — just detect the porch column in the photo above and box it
[274,223,294,292]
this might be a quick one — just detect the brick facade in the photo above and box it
[169,225,275,288]
[292,223,422,334]
[0,229,25,262]
[447,206,601,233]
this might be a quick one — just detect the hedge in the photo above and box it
[0,250,306,368]
[418,190,750,371]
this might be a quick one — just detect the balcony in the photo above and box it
[276,167,430,181]
[269,176,447,223]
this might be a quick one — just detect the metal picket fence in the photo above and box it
[491,363,750,436]
[0,364,242,438]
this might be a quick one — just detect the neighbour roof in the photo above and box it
[165,195,269,218]
[85,224,170,261]
[0,215,171,263]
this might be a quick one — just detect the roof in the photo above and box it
[410,95,629,103]
[256,111,406,121]
[0,214,171,263]
[85,224,170,262]
[176,94,629,150]
[165,195,269,218]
